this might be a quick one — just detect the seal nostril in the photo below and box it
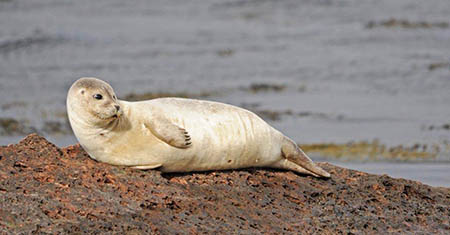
[115,105,120,111]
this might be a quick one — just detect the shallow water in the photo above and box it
[331,161,450,188]
[6,135,449,188]
[0,0,449,186]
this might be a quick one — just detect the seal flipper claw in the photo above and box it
[144,117,193,149]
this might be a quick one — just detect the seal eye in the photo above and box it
[93,94,103,100]
[113,95,116,100]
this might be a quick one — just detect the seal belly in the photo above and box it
[156,99,283,172]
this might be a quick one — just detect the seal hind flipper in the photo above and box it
[272,159,319,177]
[281,138,331,178]
[144,117,193,149]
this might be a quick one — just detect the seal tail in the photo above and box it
[281,139,331,178]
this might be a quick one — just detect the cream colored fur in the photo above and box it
[67,77,330,178]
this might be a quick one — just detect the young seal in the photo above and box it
[67,77,330,178]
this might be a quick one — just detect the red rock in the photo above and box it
[0,134,449,233]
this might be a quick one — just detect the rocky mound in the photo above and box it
[0,134,449,234]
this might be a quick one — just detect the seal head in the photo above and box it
[67,77,122,126]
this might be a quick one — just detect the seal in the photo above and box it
[67,77,330,178]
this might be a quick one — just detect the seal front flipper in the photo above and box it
[131,163,163,170]
[144,117,192,149]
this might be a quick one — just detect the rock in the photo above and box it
[0,134,449,233]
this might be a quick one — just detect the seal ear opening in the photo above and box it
[80,90,85,95]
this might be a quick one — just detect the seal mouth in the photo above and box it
[93,112,120,121]
[90,107,122,121]
[107,112,120,120]
[110,109,123,119]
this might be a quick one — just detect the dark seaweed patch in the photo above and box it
[366,19,449,29]
[0,34,65,54]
